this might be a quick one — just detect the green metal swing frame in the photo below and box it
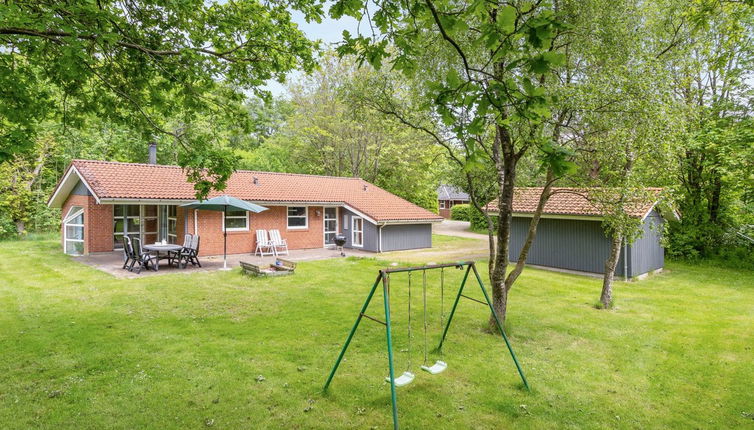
[322,261,529,430]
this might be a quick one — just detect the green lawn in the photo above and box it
[1,238,753,429]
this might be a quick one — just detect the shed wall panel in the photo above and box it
[628,209,665,277]
[72,179,91,196]
[341,208,379,252]
[509,217,626,275]
[381,224,432,251]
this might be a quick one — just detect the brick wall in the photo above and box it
[87,198,113,252]
[61,194,113,254]
[188,205,326,256]
[59,201,329,257]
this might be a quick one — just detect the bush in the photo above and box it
[469,207,497,231]
[450,204,470,221]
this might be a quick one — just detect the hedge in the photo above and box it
[450,204,470,221]
[470,208,498,231]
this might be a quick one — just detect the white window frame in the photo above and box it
[352,216,364,248]
[141,205,158,242]
[287,206,308,230]
[64,206,85,255]
[222,210,249,232]
[439,200,446,209]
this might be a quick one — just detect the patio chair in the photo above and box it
[255,230,275,256]
[169,233,192,267]
[269,229,289,256]
[122,235,136,271]
[177,234,201,268]
[131,237,158,274]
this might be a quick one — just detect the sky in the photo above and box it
[262,8,363,98]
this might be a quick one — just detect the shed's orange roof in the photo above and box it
[64,160,442,222]
[484,187,662,218]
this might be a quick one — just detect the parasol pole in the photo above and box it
[223,204,228,270]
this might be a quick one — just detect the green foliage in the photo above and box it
[0,0,323,195]
[470,208,497,232]
[450,204,470,221]
[237,54,445,211]
[663,2,754,262]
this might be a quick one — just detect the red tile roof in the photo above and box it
[63,160,442,222]
[484,187,663,218]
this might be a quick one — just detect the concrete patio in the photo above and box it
[76,247,375,279]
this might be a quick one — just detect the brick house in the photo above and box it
[437,184,470,218]
[48,159,442,256]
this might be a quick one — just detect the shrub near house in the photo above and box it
[450,204,470,221]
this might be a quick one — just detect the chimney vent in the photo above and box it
[363,184,368,191]
[253,177,259,185]
[148,141,157,164]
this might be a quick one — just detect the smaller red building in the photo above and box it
[436,184,470,219]
[48,160,442,256]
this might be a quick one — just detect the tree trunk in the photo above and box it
[489,124,516,328]
[709,174,722,224]
[600,233,623,309]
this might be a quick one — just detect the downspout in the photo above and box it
[623,240,629,282]
[378,224,383,253]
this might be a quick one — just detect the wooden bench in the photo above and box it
[240,259,296,277]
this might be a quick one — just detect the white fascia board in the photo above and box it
[47,166,100,208]
[377,219,444,225]
[99,198,196,205]
[248,200,338,206]
[341,204,377,225]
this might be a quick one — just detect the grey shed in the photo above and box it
[485,188,675,279]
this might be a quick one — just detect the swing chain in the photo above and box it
[423,270,428,365]
[440,267,444,358]
[407,271,412,371]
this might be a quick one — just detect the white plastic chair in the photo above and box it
[269,229,289,256]
[255,230,275,256]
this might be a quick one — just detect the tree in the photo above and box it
[665,2,754,260]
[238,54,445,211]
[559,0,683,307]
[0,0,323,196]
[331,0,579,325]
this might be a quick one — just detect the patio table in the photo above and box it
[143,244,183,271]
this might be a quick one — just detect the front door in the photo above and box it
[324,207,338,245]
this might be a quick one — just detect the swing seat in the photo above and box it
[385,371,415,387]
[421,360,447,375]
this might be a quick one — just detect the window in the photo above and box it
[223,209,248,231]
[439,200,446,209]
[287,206,307,229]
[141,205,158,244]
[159,205,177,243]
[64,206,84,255]
[352,216,363,247]
[113,205,140,247]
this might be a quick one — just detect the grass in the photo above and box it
[1,238,753,429]
[380,234,487,263]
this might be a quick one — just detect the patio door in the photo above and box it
[158,205,177,244]
[352,216,363,247]
[324,207,338,246]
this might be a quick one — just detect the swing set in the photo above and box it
[323,261,529,429]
